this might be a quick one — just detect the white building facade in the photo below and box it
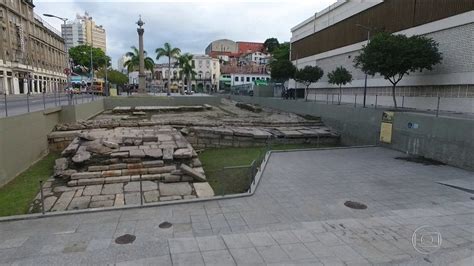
[290,0,474,112]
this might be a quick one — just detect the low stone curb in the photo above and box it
[0,145,376,223]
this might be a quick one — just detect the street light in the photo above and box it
[356,23,375,108]
[43,13,70,98]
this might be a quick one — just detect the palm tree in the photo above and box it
[177,53,196,95]
[123,46,155,73]
[156,43,181,95]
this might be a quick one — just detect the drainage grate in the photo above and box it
[344,201,367,210]
[115,234,136,244]
[159,221,173,229]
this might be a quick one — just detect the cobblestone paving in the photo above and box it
[1,147,473,265]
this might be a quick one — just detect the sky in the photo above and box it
[35,0,337,69]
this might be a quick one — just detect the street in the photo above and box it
[0,93,103,118]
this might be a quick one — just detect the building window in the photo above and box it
[234,76,239,82]
[240,77,244,82]
[246,77,250,82]
[252,77,255,81]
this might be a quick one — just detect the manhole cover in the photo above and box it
[344,201,367,210]
[159,221,173,229]
[115,234,136,244]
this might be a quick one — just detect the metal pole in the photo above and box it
[39,181,45,214]
[42,91,46,109]
[436,97,440,117]
[326,93,329,104]
[331,94,334,104]
[363,29,370,108]
[375,94,378,109]
[4,93,7,117]
[354,94,357,108]
[139,175,143,205]
[27,92,30,113]
[402,96,405,108]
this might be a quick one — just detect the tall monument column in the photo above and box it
[137,16,146,93]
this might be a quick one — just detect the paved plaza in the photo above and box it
[0,147,473,265]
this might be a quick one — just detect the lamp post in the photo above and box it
[356,23,374,108]
[136,15,146,93]
[43,14,70,95]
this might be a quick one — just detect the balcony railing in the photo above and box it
[33,13,62,37]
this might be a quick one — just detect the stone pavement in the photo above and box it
[1,147,473,265]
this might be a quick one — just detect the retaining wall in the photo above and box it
[104,96,221,109]
[228,95,474,170]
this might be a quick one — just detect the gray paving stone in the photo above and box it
[280,243,316,260]
[124,192,142,205]
[143,190,160,203]
[247,232,277,247]
[229,247,265,265]
[256,245,291,263]
[270,230,300,244]
[83,185,103,196]
[51,190,75,211]
[91,195,115,202]
[90,200,114,208]
[222,233,253,249]
[169,237,199,254]
[171,252,204,266]
[124,181,157,192]
[159,182,192,196]
[201,249,236,266]
[195,236,226,251]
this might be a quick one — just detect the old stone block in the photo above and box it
[194,183,215,198]
[162,174,181,183]
[174,148,193,159]
[183,195,197,200]
[142,160,164,168]
[144,148,163,159]
[72,150,91,163]
[140,174,162,181]
[83,185,103,196]
[67,196,91,210]
[159,182,192,196]
[101,183,123,195]
[88,165,109,172]
[89,200,114,208]
[43,196,58,212]
[119,146,139,152]
[105,176,131,184]
[51,191,75,212]
[122,158,142,163]
[91,195,115,202]
[111,152,129,158]
[114,193,125,206]
[77,178,105,186]
[102,140,119,149]
[101,170,122,177]
[122,168,148,176]
[157,134,173,141]
[124,192,142,205]
[129,149,146,158]
[180,164,206,182]
[124,181,158,192]
[148,165,176,174]
[159,196,182,201]
[109,163,128,170]
[144,191,160,203]
[191,158,202,167]
[163,147,174,161]
[67,180,78,186]
[127,163,143,169]
[71,172,102,180]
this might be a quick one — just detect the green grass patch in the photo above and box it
[0,152,59,217]
[200,143,338,195]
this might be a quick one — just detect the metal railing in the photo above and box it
[1,91,104,118]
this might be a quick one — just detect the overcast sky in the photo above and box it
[36,0,337,68]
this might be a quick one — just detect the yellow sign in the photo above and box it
[380,111,394,143]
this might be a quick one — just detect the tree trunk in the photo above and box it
[167,58,171,96]
[338,85,342,105]
[305,85,308,101]
[392,83,398,109]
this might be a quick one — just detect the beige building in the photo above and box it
[0,0,67,95]
[77,12,106,52]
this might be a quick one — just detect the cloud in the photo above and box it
[35,0,337,68]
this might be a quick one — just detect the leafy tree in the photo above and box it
[97,69,128,86]
[123,46,155,73]
[295,65,324,101]
[156,42,181,95]
[263,38,280,53]
[270,60,296,83]
[328,66,353,104]
[272,42,290,61]
[69,45,110,75]
[177,53,196,95]
[354,32,442,108]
